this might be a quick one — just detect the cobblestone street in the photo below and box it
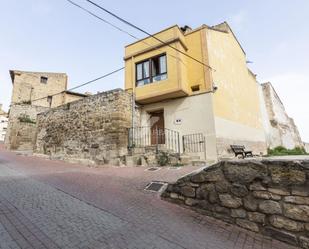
[0,146,298,249]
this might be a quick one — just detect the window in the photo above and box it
[136,54,167,86]
[191,85,200,92]
[47,96,52,107]
[40,76,48,84]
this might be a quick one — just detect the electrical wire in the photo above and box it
[85,0,214,70]
[30,67,124,103]
[65,0,182,63]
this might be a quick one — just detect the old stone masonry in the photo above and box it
[163,159,309,249]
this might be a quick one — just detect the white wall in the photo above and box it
[139,93,218,162]
[0,116,8,142]
[262,83,303,149]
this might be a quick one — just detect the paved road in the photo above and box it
[0,147,298,249]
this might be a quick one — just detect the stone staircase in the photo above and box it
[125,146,208,167]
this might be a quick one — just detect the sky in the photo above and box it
[0,0,308,142]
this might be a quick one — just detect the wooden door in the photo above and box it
[150,111,165,145]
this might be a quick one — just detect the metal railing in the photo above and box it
[183,133,206,154]
[128,126,180,153]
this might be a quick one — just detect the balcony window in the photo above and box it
[136,54,167,86]
[40,76,48,84]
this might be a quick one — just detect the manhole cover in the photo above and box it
[145,167,160,172]
[144,182,166,192]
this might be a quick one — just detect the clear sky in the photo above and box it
[1,0,308,142]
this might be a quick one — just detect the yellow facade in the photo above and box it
[206,23,263,130]
[124,25,212,104]
[124,22,267,157]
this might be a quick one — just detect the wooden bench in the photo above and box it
[230,145,253,158]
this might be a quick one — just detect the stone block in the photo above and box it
[259,200,282,214]
[269,165,306,185]
[196,184,213,199]
[248,212,265,224]
[219,194,242,208]
[185,198,199,206]
[269,215,304,232]
[214,205,230,215]
[236,219,259,232]
[243,195,259,211]
[231,183,249,197]
[181,186,196,198]
[214,179,231,193]
[253,191,281,201]
[264,227,298,246]
[202,168,225,182]
[249,182,266,191]
[231,209,247,218]
[191,173,206,183]
[284,196,309,205]
[170,193,179,199]
[223,161,267,184]
[300,236,309,249]
[291,188,308,197]
[268,188,290,196]
[283,203,309,222]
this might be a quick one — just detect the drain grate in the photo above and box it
[145,167,160,172]
[144,182,166,192]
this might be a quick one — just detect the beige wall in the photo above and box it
[64,93,86,104]
[138,93,218,162]
[10,71,68,108]
[261,82,303,149]
[0,116,8,142]
[206,23,267,156]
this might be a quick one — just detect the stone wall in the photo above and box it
[5,104,49,150]
[305,143,309,154]
[34,89,138,165]
[261,82,303,149]
[163,159,309,248]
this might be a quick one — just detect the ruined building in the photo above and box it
[259,82,303,149]
[5,70,87,150]
[0,104,8,142]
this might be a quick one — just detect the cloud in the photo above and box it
[261,72,309,142]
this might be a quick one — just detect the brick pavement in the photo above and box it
[0,146,299,249]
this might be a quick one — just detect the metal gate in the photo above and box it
[182,133,206,157]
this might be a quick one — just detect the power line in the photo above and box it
[31,67,124,103]
[65,0,182,64]
[66,0,140,41]
[85,0,214,71]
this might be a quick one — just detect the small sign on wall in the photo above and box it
[174,118,182,125]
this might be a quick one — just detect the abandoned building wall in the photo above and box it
[34,89,137,165]
[206,24,267,157]
[10,70,68,108]
[163,159,309,249]
[262,83,303,149]
[4,104,49,150]
[0,104,8,142]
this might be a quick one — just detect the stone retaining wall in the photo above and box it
[162,159,309,248]
[34,89,138,165]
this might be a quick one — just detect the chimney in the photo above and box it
[180,25,192,34]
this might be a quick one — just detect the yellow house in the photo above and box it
[124,22,267,161]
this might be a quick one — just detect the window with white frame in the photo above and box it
[136,54,167,86]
